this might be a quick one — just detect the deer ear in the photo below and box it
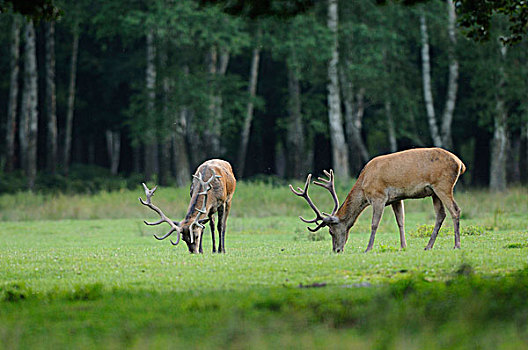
[323,216,340,225]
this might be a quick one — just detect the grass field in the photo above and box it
[1,182,527,349]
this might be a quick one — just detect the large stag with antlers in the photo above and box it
[290,148,466,253]
[139,159,236,253]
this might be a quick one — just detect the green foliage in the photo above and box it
[409,224,450,238]
[409,224,488,238]
[0,165,142,195]
[0,282,32,302]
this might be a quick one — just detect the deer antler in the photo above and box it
[289,169,340,232]
[139,183,181,245]
[187,170,221,243]
[313,169,339,216]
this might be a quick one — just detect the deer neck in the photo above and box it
[336,184,368,230]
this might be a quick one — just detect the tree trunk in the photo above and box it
[205,46,229,158]
[440,0,459,150]
[490,44,508,191]
[172,108,191,187]
[63,27,79,175]
[105,130,121,175]
[420,14,442,148]
[238,46,261,178]
[144,27,158,181]
[158,41,171,186]
[21,21,38,190]
[45,21,58,174]
[327,0,349,178]
[206,46,219,157]
[386,100,397,153]
[341,66,369,174]
[286,64,305,179]
[5,15,21,173]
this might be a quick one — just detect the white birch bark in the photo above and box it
[490,44,508,191]
[440,0,459,150]
[420,14,443,148]
[327,0,349,178]
[46,21,58,174]
[5,15,21,172]
[238,46,261,177]
[64,27,79,175]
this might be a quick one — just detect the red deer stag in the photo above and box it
[290,148,466,253]
[139,159,236,253]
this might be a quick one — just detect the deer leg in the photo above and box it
[366,201,385,252]
[216,204,225,253]
[434,190,461,249]
[220,200,232,254]
[209,214,216,253]
[425,194,446,250]
[391,200,406,249]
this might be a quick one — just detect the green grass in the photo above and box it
[1,183,528,348]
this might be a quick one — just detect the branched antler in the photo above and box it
[289,169,340,232]
[139,183,181,245]
[188,170,221,243]
[313,169,339,216]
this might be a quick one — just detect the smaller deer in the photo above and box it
[139,159,236,253]
[290,148,466,253]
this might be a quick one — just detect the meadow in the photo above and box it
[1,181,527,349]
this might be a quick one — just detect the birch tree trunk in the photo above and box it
[420,14,443,148]
[45,21,58,174]
[22,21,38,189]
[63,27,79,175]
[105,130,121,175]
[490,44,508,191]
[327,0,349,178]
[144,28,159,181]
[286,64,305,179]
[5,15,21,173]
[440,0,459,150]
[238,46,260,177]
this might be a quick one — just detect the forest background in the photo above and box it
[1,0,528,193]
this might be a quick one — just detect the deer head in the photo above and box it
[139,170,221,253]
[289,170,348,253]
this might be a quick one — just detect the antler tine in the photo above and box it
[312,169,340,216]
[139,183,181,245]
[307,221,327,232]
[289,174,326,226]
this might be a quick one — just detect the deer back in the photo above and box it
[355,148,465,201]
[184,159,236,223]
